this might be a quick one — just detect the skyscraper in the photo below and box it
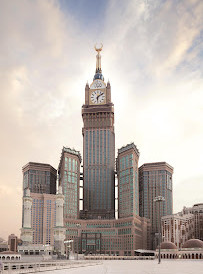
[22,162,57,245]
[62,47,151,256]
[31,192,56,245]
[117,143,140,218]
[82,45,115,219]
[58,147,81,220]
[22,162,57,195]
[139,162,173,249]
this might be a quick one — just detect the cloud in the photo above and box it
[102,0,203,213]
[0,0,86,239]
[0,0,203,239]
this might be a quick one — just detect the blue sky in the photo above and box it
[59,0,108,30]
[0,0,203,239]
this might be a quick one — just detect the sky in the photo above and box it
[0,0,203,240]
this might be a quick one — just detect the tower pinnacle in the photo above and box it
[94,43,104,81]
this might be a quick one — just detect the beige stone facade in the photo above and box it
[30,193,56,246]
[64,216,151,256]
[182,203,203,241]
[162,213,194,248]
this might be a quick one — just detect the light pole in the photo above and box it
[154,196,165,264]
[76,224,80,260]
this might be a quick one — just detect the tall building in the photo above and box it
[22,162,57,195]
[62,47,152,256]
[81,45,115,219]
[182,203,203,241]
[22,162,57,245]
[139,162,173,249]
[31,192,56,245]
[58,147,81,220]
[117,143,140,218]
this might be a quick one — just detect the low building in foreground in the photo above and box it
[0,251,21,261]
[0,238,8,253]
[162,213,194,248]
[64,216,151,256]
[182,203,203,241]
[155,239,203,259]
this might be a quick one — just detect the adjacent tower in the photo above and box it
[58,147,81,220]
[22,162,57,245]
[22,162,57,195]
[82,45,115,219]
[117,143,140,218]
[139,162,173,249]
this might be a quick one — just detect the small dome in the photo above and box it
[160,242,178,249]
[93,72,104,81]
[183,239,203,249]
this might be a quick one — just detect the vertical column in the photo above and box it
[20,188,33,244]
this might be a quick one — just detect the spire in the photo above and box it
[94,43,104,81]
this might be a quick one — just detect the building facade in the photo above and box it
[64,216,151,256]
[58,147,81,220]
[117,143,140,218]
[81,46,115,219]
[61,47,152,256]
[31,192,56,245]
[162,213,194,248]
[182,203,203,241]
[22,162,57,195]
[139,162,173,249]
[22,162,57,245]
[54,186,66,255]
[8,234,18,253]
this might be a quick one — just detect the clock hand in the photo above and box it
[97,92,104,100]
[96,94,100,103]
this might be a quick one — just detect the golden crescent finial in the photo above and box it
[94,43,103,53]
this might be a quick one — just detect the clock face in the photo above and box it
[90,90,105,104]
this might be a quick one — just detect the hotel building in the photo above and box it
[81,50,115,219]
[22,162,57,195]
[20,47,178,255]
[31,192,56,245]
[162,213,194,248]
[62,46,151,255]
[22,162,57,245]
[117,143,140,218]
[182,203,203,241]
[139,162,173,249]
[58,147,81,220]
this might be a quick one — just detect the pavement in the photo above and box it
[34,259,203,274]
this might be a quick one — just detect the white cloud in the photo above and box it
[0,0,203,239]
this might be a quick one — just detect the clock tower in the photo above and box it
[82,45,115,219]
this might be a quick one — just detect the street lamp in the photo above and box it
[154,196,165,264]
[76,224,80,260]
